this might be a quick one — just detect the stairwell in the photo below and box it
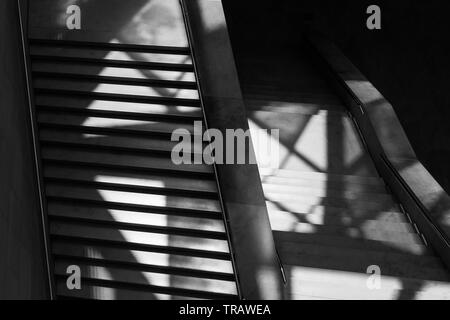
[242,49,450,300]
[28,38,238,300]
[21,0,450,301]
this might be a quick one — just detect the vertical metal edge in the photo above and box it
[17,0,56,300]
[178,0,244,300]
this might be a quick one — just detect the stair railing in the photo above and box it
[306,32,450,271]
[17,0,56,299]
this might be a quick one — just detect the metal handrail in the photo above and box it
[349,102,450,249]
[324,49,450,250]
[305,32,450,270]
[17,0,56,299]
[380,153,450,247]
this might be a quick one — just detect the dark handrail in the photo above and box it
[346,98,450,248]
[380,153,450,247]
[350,103,450,249]
[17,0,56,299]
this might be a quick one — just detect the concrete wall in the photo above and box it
[0,0,49,299]
[223,0,450,194]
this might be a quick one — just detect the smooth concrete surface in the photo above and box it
[0,0,49,299]
[182,0,284,299]
[29,0,188,47]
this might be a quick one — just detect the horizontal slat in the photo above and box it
[54,261,237,296]
[36,106,201,125]
[33,78,199,100]
[41,146,213,175]
[31,54,194,72]
[34,94,202,117]
[48,203,225,233]
[52,233,231,261]
[29,38,191,55]
[45,178,214,201]
[56,286,202,300]
[50,215,225,241]
[39,129,205,157]
[56,281,204,300]
[38,123,187,142]
[45,184,221,213]
[55,277,233,300]
[32,61,196,82]
[50,222,230,253]
[44,176,216,200]
[52,241,234,275]
[37,111,197,134]
[34,88,200,107]
[29,45,192,64]
[44,165,217,194]
[33,71,197,90]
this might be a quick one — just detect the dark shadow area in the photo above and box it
[0,0,49,299]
